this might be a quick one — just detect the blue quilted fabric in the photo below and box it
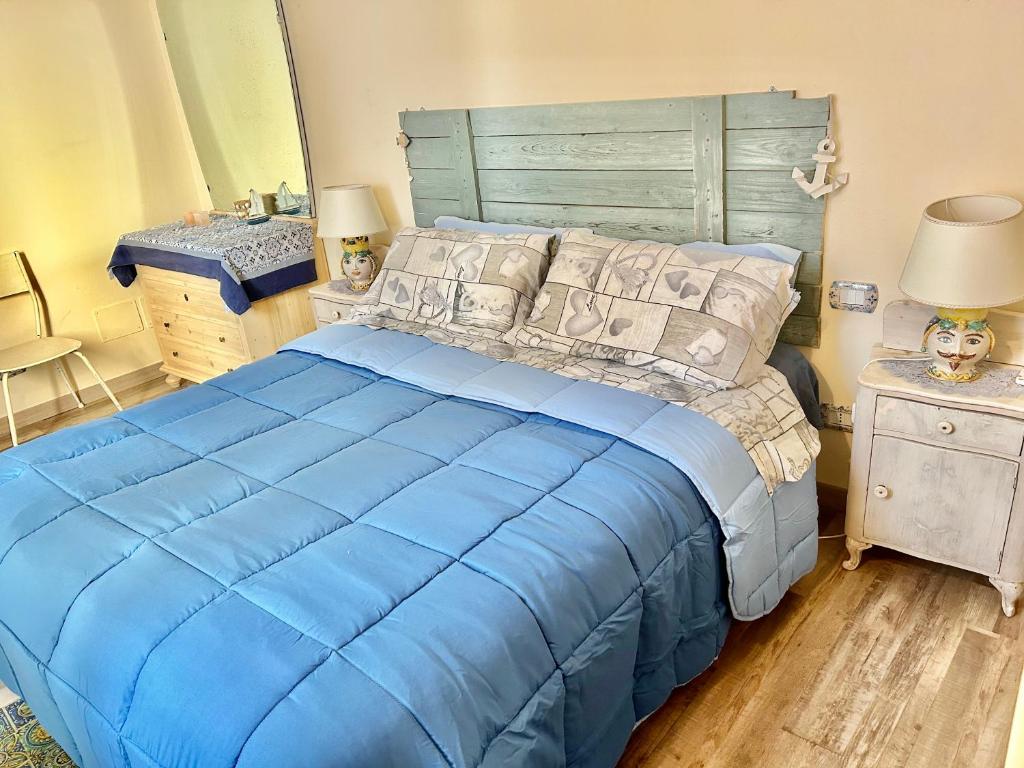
[0,350,728,768]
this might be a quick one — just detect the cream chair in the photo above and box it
[0,251,121,446]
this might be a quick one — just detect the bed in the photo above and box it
[0,91,830,767]
[0,324,818,768]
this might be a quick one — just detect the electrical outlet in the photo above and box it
[829,280,879,313]
[820,403,854,432]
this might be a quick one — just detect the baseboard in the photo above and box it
[817,482,848,517]
[0,361,164,440]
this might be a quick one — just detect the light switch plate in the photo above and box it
[829,280,879,313]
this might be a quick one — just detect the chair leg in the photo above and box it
[1,372,16,447]
[55,358,85,409]
[72,351,122,411]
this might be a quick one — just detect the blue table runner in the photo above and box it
[108,215,316,314]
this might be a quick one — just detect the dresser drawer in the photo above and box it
[864,435,1016,573]
[311,297,352,325]
[151,307,247,358]
[157,335,246,381]
[875,395,1024,455]
[141,277,230,318]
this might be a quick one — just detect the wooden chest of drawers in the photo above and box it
[136,265,318,385]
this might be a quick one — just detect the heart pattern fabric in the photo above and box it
[504,229,797,390]
[348,227,554,339]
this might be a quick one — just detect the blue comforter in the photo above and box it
[0,347,731,767]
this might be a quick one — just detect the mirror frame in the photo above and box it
[274,0,316,218]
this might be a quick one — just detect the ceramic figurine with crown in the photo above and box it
[340,236,379,292]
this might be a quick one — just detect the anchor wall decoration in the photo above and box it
[792,137,849,199]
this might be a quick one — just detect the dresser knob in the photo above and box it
[873,484,890,499]
[171,351,179,358]
[218,336,226,343]
[163,322,170,328]
[937,420,955,435]
[183,292,189,302]
[331,310,342,320]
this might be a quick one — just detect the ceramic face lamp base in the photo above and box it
[341,235,379,292]
[921,307,995,382]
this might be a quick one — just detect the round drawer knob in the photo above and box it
[873,484,891,499]
[171,351,179,358]
[218,336,226,343]
[937,420,955,435]
[331,310,342,320]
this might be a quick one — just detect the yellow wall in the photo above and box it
[156,0,308,210]
[283,0,1024,486]
[0,0,207,415]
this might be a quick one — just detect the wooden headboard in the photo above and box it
[399,90,832,347]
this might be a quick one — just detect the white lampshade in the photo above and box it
[316,184,387,238]
[900,194,1024,308]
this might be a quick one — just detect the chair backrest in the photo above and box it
[0,251,44,338]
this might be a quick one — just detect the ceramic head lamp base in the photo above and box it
[921,307,995,382]
[341,236,378,292]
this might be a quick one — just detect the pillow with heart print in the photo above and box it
[347,226,554,338]
[503,229,798,390]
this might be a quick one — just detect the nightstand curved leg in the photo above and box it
[843,537,872,571]
[989,577,1024,618]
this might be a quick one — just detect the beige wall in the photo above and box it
[0,0,207,415]
[157,0,308,210]
[284,0,1024,486]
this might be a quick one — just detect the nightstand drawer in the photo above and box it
[865,435,1016,573]
[312,297,352,325]
[875,395,1024,455]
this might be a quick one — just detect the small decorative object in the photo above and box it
[245,189,270,225]
[183,210,211,227]
[792,137,849,199]
[316,184,387,292]
[899,194,1024,382]
[233,199,251,220]
[919,308,995,382]
[275,181,301,215]
[338,237,378,291]
[828,280,879,313]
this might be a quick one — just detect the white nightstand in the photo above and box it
[308,280,367,328]
[845,333,1024,617]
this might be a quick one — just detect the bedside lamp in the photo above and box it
[899,194,1024,382]
[317,184,387,292]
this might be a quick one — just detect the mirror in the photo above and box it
[155,0,314,217]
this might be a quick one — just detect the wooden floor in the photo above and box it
[2,384,1020,767]
[0,377,182,452]
[621,507,1022,767]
